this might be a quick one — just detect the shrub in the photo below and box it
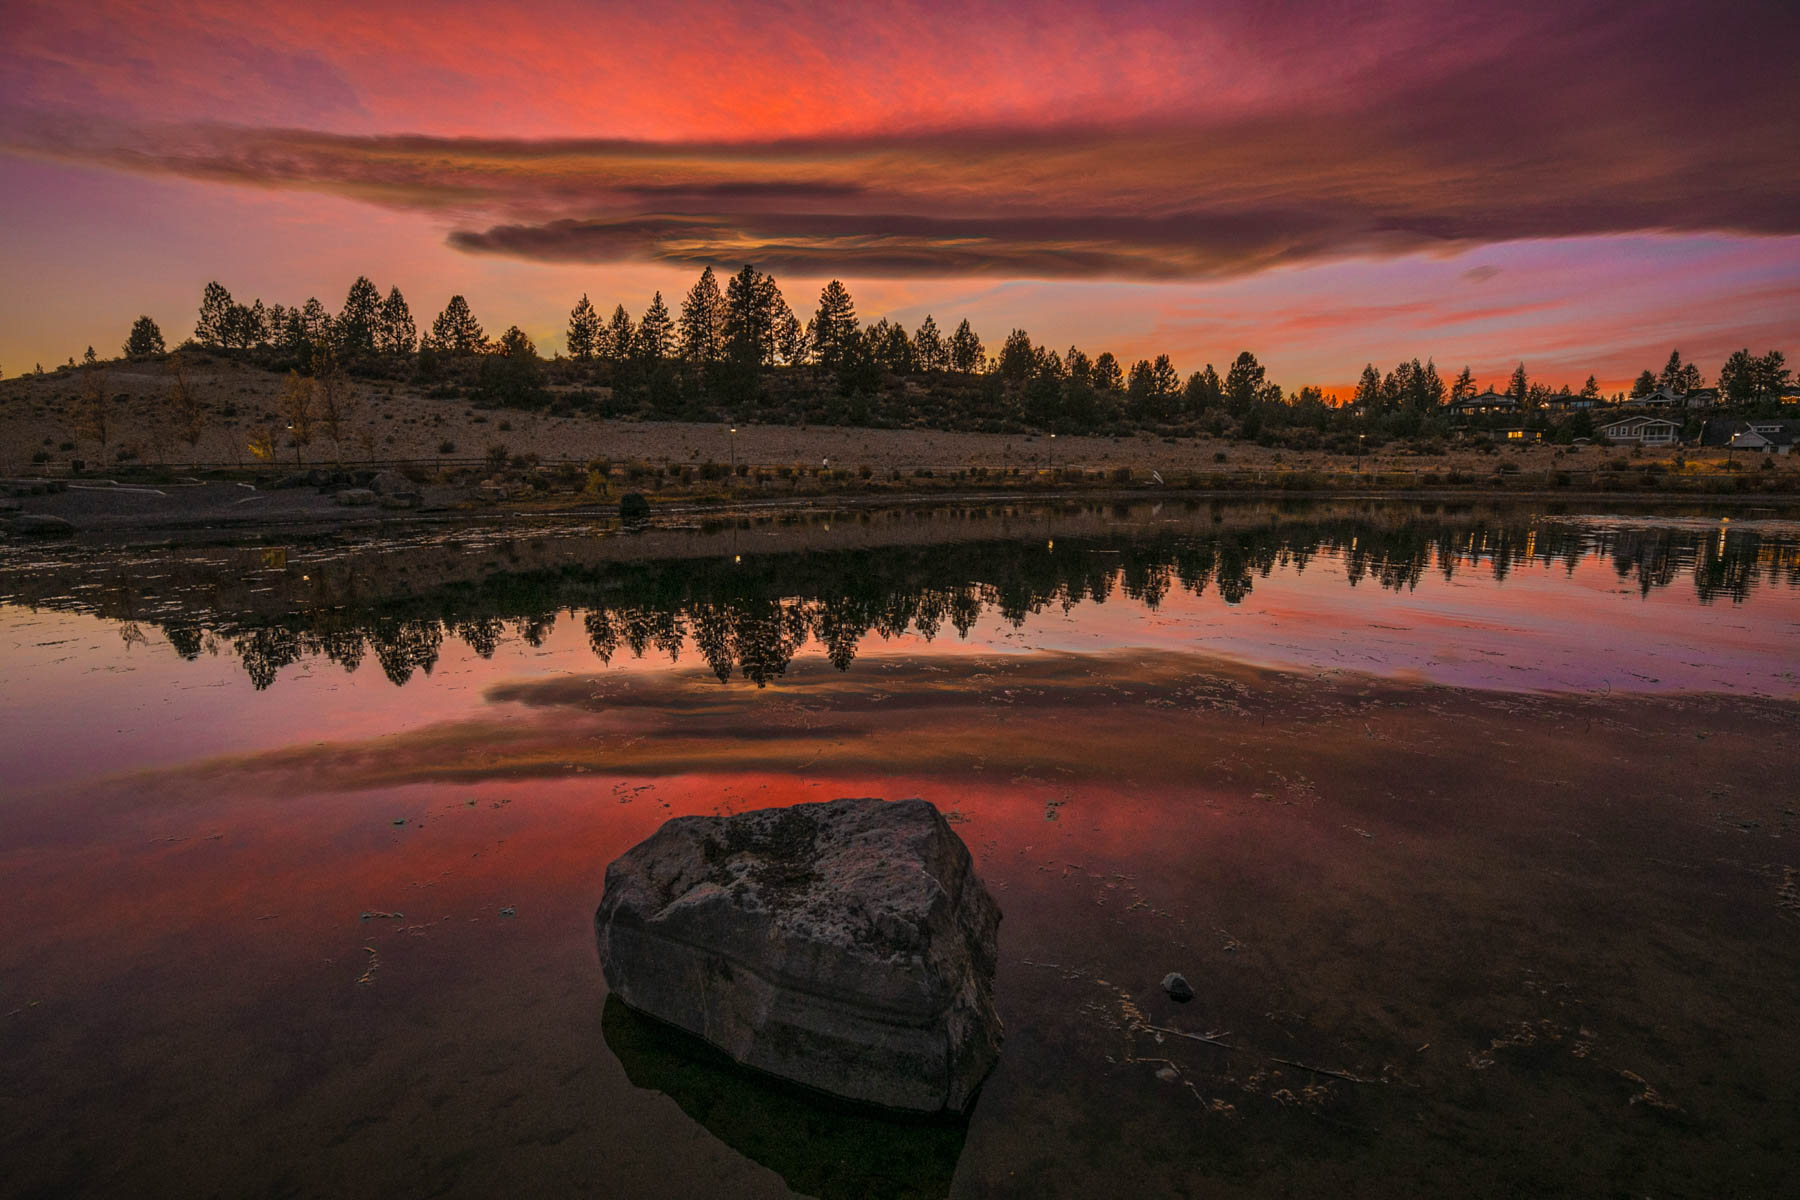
[438,439,457,454]
[619,493,651,522]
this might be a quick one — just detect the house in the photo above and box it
[1634,386,1716,409]
[1702,419,1797,455]
[1448,390,1520,417]
[1543,393,1601,412]
[1497,427,1541,442]
[1600,416,1682,446]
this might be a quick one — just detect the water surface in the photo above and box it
[3,499,1798,1198]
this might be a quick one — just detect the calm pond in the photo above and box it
[3,498,1799,1199]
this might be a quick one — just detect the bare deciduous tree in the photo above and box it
[277,371,316,466]
[168,355,208,468]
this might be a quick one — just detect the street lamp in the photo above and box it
[728,426,737,479]
[1049,432,1057,472]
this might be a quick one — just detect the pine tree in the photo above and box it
[947,319,985,374]
[337,277,382,357]
[430,295,485,355]
[123,316,166,359]
[378,287,416,355]
[635,293,673,361]
[809,280,858,369]
[1091,352,1124,393]
[678,267,727,364]
[1225,351,1274,415]
[775,307,806,366]
[1658,348,1701,394]
[196,281,233,347]
[1580,375,1601,400]
[724,265,784,367]
[913,315,946,372]
[1718,349,1758,404]
[604,304,636,365]
[567,294,600,361]
[1507,362,1529,404]
[1450,366,1476,402]
[1353,364,1383,410]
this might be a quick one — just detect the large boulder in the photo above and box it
[596,797,1002,1113]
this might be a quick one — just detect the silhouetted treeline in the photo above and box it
[18,514,1793,690]
[66,275,1793,446]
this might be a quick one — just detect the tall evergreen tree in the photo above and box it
[997,329,1037,386]
[809,280,859,369]
[723,265,785,367]
[337,276,381,356]
[1507,362,1530,405]
[1658,348,1702,394]
[1088,352,1123,394]
[1185,363,1222,409]
[377,287,416,355]
[1631,369,1658,398]
[635,292,673,361]
[1224,351,1276,415]
[1450,365,1476,402]
[1353,363,1383,410]
[123,316,166,359]
[604,304,636,365]
[567,294,601,361]
[774,307,806,366]
[430,295,485,355]
[947,319,985,374]
[678,266,727,363]
[196,281,233,347]
[913,315,947,372]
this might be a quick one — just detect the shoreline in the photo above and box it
[6,477,1800,542]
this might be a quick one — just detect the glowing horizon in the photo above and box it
[2,0,1796,393]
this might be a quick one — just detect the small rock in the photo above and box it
[335,488,377,507]
[499,906,516,918]
[1162,972,1195,1003]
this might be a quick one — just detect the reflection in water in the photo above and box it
[3,502,1798,690]
[603,997,969,1200]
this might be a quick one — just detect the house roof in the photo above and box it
[1701,418,1797,447]
[1602,416,1680,431]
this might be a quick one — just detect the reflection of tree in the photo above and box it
[77,513,1799,690]
[456,617,505,659]
[370,618,442,687]
[165,625,204,660]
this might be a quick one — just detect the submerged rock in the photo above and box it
[9,513,75,537]
[596,797,1002,1113]
[1162,972,1194,1003]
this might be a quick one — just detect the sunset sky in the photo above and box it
[3,0,1797,393]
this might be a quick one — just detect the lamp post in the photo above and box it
[729,426,737,480]
[1049,432,1057,472]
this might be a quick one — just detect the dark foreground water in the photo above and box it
[3,498,1799,1198]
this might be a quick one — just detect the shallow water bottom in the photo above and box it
[5,653,1798,1199]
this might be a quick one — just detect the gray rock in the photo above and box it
[1161,972,1194,1003]
[10,513,75,537]
[369,470,410,495]
[334,488,376,507]
[596,797,1002,1113]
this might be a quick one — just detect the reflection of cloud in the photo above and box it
[1462,266,1502,284]
[127,652,1289,792]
